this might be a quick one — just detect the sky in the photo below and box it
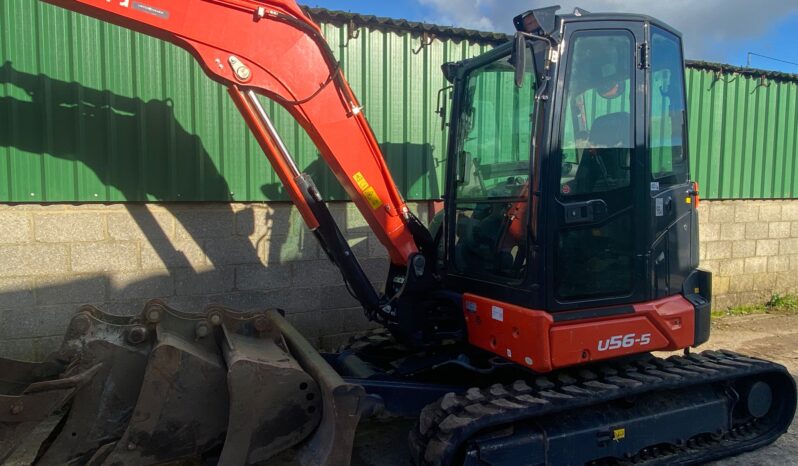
[305,0,798,73]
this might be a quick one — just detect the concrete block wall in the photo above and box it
[699,200,798,310]
[1,199,797,360]
[0,202,434,360]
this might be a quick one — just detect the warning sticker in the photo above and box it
[362,187,384,210]
[353,172,370,191]
[353,172,384,210]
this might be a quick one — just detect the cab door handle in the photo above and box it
[562,200,608,225]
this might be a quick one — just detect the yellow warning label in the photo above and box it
[353,172,370,191]
[686,197,692,204]
[363,186,384,210]
[353,172,384,210]
[613,428,626,441]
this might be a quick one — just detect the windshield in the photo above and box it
[455,49,537,201]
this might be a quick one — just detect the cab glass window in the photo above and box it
[650,26,688,185]
[559,32,633,197]
[452,47,536,283]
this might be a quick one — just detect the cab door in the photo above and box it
[547,21,647,310]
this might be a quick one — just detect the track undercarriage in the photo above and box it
[408,351,796,465]
[337,331,796,466]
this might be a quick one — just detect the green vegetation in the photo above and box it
[712,294,798,318]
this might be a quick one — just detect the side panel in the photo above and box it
[463,294,554,372]
[464,293,695,372]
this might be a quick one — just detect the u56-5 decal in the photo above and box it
[597,333,652,352]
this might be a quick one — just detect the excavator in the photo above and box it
[1,1,795,465]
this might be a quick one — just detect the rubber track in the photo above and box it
[408,350,796,466]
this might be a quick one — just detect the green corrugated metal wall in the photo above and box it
[1,0,797,202]
[687,70,798,199]
[0,0,489,202]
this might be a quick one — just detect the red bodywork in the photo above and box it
[42,0,419,266]
[463,294,695,372]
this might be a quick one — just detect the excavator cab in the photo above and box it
[441,8,709,336]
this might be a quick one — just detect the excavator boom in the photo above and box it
[0,5,404,462]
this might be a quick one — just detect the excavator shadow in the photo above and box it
[0,62,308,349]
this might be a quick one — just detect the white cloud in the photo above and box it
[416,0,498,30]
[417,0,798,61]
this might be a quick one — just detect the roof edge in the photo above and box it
[303,7,511,44]
[686,60,798,83]
[302,6,798,83]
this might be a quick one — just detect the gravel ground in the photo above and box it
[352,313,798,465]
[698,314,798,465]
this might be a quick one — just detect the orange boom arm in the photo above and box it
[43,0,420,266]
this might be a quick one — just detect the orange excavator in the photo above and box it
[1,1,795,465]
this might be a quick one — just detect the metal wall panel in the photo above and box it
[0,0,488,202]
[686,68,798,199]
[1,1,796,202]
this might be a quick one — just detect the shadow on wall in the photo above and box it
[0,64,439,358]
[259,144,439,265]
[260,143,441,201]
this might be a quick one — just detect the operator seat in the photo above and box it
[573,111,631,194]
